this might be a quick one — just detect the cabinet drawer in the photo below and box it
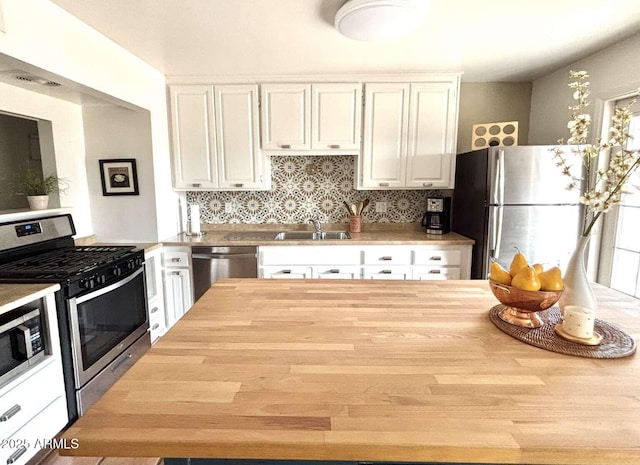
[0,360,64,440]
[150,319,166,343]
[412,266,461,280]
[363,266,411,280]
[0,397,68,465]
[413,248,461,266]
[362,247,412,265]
[163,250,190,267]
[261,266,312,279]
[313,266,360,279]
[148,299,165,323]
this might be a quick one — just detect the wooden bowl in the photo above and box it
[489,280,563,328]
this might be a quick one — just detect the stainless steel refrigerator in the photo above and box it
[451,146,583,279]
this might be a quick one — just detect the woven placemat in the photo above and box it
[489,305,636,358]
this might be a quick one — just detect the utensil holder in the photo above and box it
[349,215,361,233]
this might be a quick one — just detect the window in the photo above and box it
[605,96,640,298]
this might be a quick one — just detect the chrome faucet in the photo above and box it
[308,218,322,233]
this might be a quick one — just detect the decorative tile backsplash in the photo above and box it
[187,156,451,225]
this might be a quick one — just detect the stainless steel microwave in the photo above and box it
[0,306,46,387]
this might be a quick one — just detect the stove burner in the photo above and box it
[0,245,136,279]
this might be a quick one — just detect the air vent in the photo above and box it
[13,73,61,87]
[14,75,35,83]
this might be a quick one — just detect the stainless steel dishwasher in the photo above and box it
[191,246,258,302]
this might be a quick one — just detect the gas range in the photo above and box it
[0,214,150,422]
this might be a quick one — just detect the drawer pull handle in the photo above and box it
[329,144,340,149]
[423,182,433,187]
[171,271,181,276]
[429,269,442,274]
[380,256,392,261]
[379,182,389,187]
[7,446,27,464]
[192,183,201,188]
[150,306,159,314]
[380,270,392,274]
[329,269,340,274]
[282,269,292,274]
[152,323,160,330]
[234,183,244,188]
[430,256,442,261]
[0,404,21,422]
[171,258,182,263]
[280,144,291,149]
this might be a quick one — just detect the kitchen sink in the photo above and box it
[274,231,351,240]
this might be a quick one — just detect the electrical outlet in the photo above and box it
[375,201,387,213]
[224,202,233,213]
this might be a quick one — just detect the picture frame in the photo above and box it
[99,158,139,196]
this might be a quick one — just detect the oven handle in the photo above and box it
[75,267,144,305]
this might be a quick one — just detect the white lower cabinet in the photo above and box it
[258,244,471,280]
[145,246,167,343]
[261,266,313,279]
[162,247,194,329]
[313,266,360,279]
[363,266,412,280]
[0,290,67,465]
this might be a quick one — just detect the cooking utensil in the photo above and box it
[361,199,370,214]
[343,201,353,215]
[351,203,358,216]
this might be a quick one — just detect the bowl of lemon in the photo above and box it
[489,250,564,328]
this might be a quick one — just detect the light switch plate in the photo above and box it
[375,201,387,213]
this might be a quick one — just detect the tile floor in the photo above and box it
[29,450,162,465]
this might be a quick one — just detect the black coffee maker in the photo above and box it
[421,197,451,234]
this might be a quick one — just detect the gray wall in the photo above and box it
[457,82,532,154]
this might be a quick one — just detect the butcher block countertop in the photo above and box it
[62,279,640,465]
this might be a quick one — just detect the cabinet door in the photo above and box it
[312,83,362,150]
[412,266,461,280]
[163,268,193,328]
[359,83,410,189]
[363,266,411,280]
[261,266,313,279]
[215,85,265,189]
[261,83,311,150]
[170,85,217,189]
[405,82,458,188]
[313,266,360,279]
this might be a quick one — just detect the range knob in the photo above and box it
[112,266,122,277]
[95,274,107,285]
[80,276,96,289]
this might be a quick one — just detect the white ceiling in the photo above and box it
[43,0,640,82]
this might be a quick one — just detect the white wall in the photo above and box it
[529,32,640,145]
[0,0,178,241]
[83,106,158,242]
[0,81,92,235]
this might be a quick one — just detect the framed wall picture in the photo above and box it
[99,158,139,196]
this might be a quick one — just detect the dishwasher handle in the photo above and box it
[192,253,257,260]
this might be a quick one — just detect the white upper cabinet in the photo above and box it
[358,76,459,190]
[359,83,410,189]
[170,84,269,191]
[312,83,362,151]
[214,85,265,189]
[405,82,458,188]
[261,83,362,154]
[170,85,217,189]
[260,83,312,151]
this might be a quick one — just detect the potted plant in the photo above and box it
[12,165,68,210]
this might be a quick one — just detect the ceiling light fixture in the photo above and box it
[335,0,429,42]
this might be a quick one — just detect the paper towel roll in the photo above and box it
[190,204,201,234]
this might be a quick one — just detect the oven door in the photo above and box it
[68,267,149,388]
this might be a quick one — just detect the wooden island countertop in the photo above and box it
[62,279,640,465]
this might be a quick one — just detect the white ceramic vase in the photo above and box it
[27,195,50,210]
[558,235,598,316]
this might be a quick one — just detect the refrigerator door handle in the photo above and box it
[490,206,504,260]
[497,149,505,205]
[491,150,502,204]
